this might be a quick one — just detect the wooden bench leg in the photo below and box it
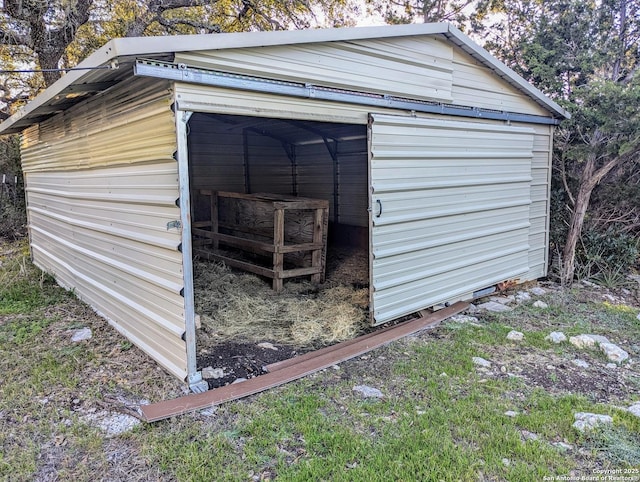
[273,208,285,292]
[310,207,326,284]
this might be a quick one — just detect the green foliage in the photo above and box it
[559,79,640,165]
[0,245,68,314]
[576,225,639,282]
[363,0,473,26]
[0,136,26,240]
[582,425,640,467]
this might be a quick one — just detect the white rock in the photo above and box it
[199,407,218,417]
[71,327,92,342]
[502,458,511,467]
[522,430,539,441]
[546,332,567,343]
[533,300,548,309]
[571,359,590,368]
[449,315,479,324]
[477,301,513,313]
[82,411,141,437]
[506,330,524,341]
[472,357,492,368]
[587,334,611,345]
[572,412,613,432]
[353,385,384,399]
[202,367,226,379]
[637,313,640,322]
[600,342,629,363]
[515,291,531,302]
[467,303,479,313]
[546,365,556,370]
[257,342,278,351]
[490,296,515,305]
[530,287,547,296]
[569,334,597,349]
[231,377,247,384]
[581,279,597,287]
[504,410,518,417]
[606,363,617,369]
[553,442,573,450]
[627,403,640,418]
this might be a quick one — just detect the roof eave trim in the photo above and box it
[0,39,122,135]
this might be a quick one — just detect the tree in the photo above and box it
[473,0,640,284]
[1,0,94,87]
[364,0,474,26]
[0,0,358,115]
[556,79,640,283]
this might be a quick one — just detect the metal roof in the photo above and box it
[0,23,569,135]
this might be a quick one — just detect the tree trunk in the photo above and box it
[560,182,594,285]
[559,149,624,285]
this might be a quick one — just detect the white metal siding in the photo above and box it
[527,124,553,278]
[21,79,189,380]
[174,36,553,118]
[451,48,549,116]
[175,85,551,322]
[176,36,455,104]
[369,114,534,324]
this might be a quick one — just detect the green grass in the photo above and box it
[1,238,639,480]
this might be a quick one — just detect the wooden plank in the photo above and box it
[272,208,284,292]
[140,301,468,422]
[311,207,324,284]
[193,228,276,253]
[273,200,329,210]
[218,191,329,209]
[266,312,435,373]
[281,266,322,279]
[194,248,275,279]
[277,242,325,254]
[193,229,324,255]
[192,221,211,228]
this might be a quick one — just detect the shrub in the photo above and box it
[0,136,26,240]
[575,225,639,283]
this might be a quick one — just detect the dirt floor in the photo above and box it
[193,244,372,388]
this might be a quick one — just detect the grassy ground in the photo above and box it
[1,238,639,481]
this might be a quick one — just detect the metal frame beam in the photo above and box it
[175,109,208,393]
[135,60,560,126]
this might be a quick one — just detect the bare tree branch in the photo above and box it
[0,27,32,48]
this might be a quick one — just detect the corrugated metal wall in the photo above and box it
[369,114,534,323]
[527,124,554,279]
[176,36,455,104]
[187,114,246,193]
[173,29,556,322]
[21,78,190,380]
[451,49,549,116]
[175,35,547,116]
[187,113,369,227]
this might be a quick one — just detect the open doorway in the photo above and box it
[186,112,372,387]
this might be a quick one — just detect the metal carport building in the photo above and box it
[0,23,569,390]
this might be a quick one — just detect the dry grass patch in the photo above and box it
[194,247,370,347]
